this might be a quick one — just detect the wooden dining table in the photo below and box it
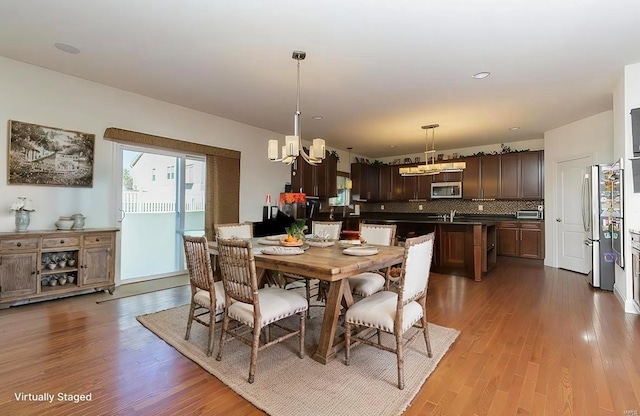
[209,239,405,364]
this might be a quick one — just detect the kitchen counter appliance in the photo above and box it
[516,210,543,220]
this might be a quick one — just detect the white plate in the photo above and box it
[338,240,362,248]
[257,238,281,246]
[343,246,379,256]
[306,239,335,248]
[261,246,304,255]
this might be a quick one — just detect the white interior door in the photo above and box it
[556,156,592,273]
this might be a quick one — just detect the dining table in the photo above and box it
[209,238,405,364]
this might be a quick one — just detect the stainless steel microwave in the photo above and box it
[431,182,462,199]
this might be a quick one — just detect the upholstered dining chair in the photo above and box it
[216,238,308,383]
[183,235,226,357]
[215,222,253,239]
[348,223,397,297]
[344,232,435,390]
[283,221,343,314]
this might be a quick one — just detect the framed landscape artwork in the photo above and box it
[7,120,95,187]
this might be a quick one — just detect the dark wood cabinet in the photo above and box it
[500,151,543,199]
[291,152,338,198]
[351,162,379,201]
[461,155,499,199]
[497,221,544,259]
[378,164,404,201]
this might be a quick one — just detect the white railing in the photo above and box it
[122,191,205,213]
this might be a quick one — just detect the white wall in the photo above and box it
[614,62,640,313]
[543,111,614,268]
[0,56,292,232]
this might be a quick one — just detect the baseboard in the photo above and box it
[613,283,640,314]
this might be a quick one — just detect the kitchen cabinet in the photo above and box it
[0,229,118,309]
[291,152,338,198]
[497,221,544,259]
[462,155,500,199]
[351,162,379,201]
[378,164,404,201]
[500,150,544,199]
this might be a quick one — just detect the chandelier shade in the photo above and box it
[399,124,466,176]
[268,51,326,166]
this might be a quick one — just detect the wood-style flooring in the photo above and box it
[0,257,639,415]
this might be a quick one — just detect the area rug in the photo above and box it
[137,304,459,416]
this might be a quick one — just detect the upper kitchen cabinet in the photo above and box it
[290,151,338,198]
[462,155,500,199]
[351,162,379,201]
[500,150,544,199]
[379,164,404,201]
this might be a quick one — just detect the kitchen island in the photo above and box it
[359,217,497,281]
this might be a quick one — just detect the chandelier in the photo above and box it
[399,124,466,176]
[268,51,325,165]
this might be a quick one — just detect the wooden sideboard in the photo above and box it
[0,228,118,308]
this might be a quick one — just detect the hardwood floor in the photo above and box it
[1,257,639,415]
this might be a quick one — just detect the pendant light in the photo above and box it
[399,124,466,176]
[267,51,326,165]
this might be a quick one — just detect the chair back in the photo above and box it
[215,222,253,239]
[398,233,435,302]
[359,223,396,246]
[312,221,342,239]
[183,235,215,292]
[217,238,259,306]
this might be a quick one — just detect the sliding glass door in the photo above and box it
[117,145,205,282]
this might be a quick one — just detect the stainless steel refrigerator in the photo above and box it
[582,164,616,291]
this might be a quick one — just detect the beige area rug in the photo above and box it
[96,274,189,303]
[137,303,459,416]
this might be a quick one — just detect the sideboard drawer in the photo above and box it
[83,234,113,247]
[42,237,81,249]
[0,238,40,251]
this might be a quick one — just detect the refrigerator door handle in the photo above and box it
[581,173,590,232]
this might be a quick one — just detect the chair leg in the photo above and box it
[344,321,351,366]
[377,329,382,345]
[185,300,196,340]
[249,324,261,384]
[206,308,215,357]
[422,310,433,358]
[396,328,405,390]
[216,311,230,362]
[299,312,306,358]
[305,280,311,318]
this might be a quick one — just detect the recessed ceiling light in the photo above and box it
[472,72,490,79]
[312,116,323,120]
[508,126,520,131]
[389,145,397,148]
[54,43,80,54]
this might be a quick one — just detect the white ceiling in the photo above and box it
[1,1,639,158]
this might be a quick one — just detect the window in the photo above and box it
[167,165,175,180]
[329,174,351,206]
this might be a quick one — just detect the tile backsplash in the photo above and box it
[360,199,543,215]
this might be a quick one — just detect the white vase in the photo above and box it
[15,211,30,232]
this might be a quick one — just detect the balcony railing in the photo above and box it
[122,191,205,213]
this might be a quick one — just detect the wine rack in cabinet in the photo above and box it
[0,228,118,309]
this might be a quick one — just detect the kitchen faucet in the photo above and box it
[450,210,456,222]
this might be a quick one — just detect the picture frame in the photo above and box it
[437,153,444,161]
[414,157,421,163]
[8,120,95,187]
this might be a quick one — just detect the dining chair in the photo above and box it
[215,222,254,239]
[183,235,226,356]
[216,238,308,383]
[283,220,343,313]
[348,223,397,297]
[344,232,435,390]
